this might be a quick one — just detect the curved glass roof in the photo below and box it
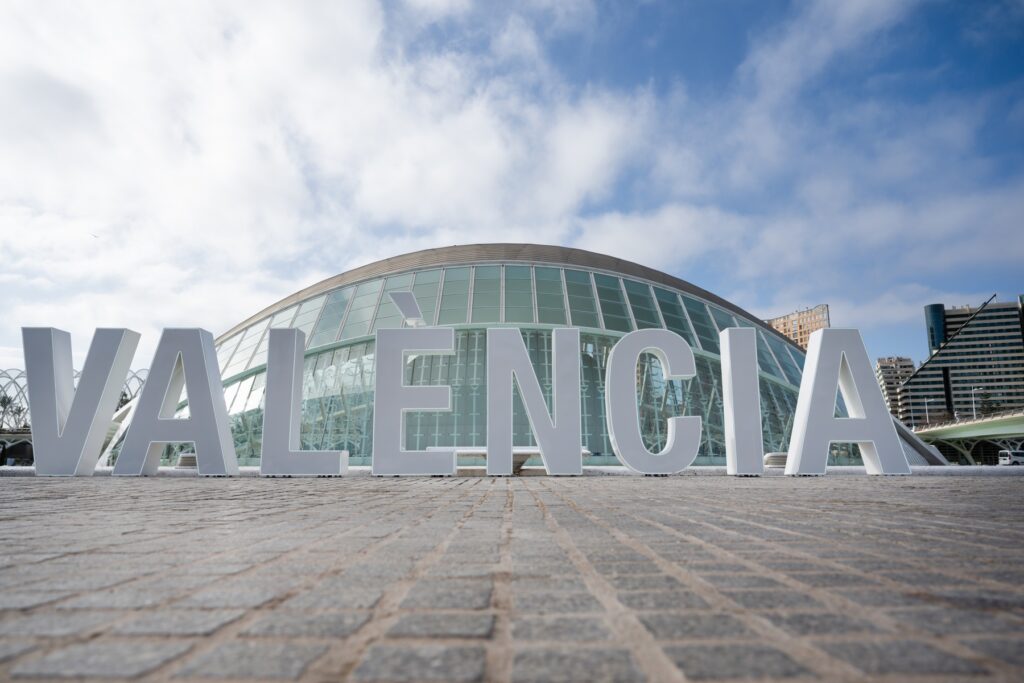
[214,251,807,388]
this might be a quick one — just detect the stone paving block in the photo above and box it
[0,610,117,637]
[0,640,35,662]
[242,611,369,637]
[764,611,883,636]
[511,577,588,592]
[593,561,662,576]
[0,591,70,609]
[834,588,928,607]
[959,637,1024,667]
[608,574,682,591]
[639,612,753,640]
[514,591,604,614]
[353,644,486,682]
[820,640,987,676]
[400,580,494,610]
[721,590,823,610]
[388,613,495,638]
[511,616,611,641]
[58,588,180,609]
[617,590,711,611]
[887,606,1024,635]
[791,572,873,588]
[174,641,328,680]
[283,586,385,610]
[700,574,784,589]
[113,609,246,635]
[664,644,809,680]
[511,648,645,683]
[12,641,193,678]
[177,585,287,609]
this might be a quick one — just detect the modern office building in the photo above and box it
[875,356,915,417]
[901,295,1024,427]
[766,304,830,350]
[96,244,939,468]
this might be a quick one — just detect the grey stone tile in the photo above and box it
[113,609,246,635]
[512,616,610,641]
[0,640,35,663]
[242,611,370,637]
[959,637,1024,667]
[664,644,809,680]
[0,591,72,609]
[388,614,495,638]
[0,611,116,637]
[608,575,682,591]
[512,648,644,683]
[282,586,383,610]
[514,592,604,614]
[820,640,987,676]
[888,606,1024,635]
[401,580,493,610]
[511,577,588,592]
[353,644,486,682]
[177,586,286,609]
[174,641,327,680]
[763,611,883,636]
[700,574,783,589]
[835,588,929,607]
[13,641,193,678]
[721,590,823,610]
[791,572,871,588]
[640,613,753,640]
[617,590,710,611]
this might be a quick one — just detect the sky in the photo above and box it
[1,0,1022,370]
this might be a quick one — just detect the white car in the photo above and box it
[997,450,1024,466]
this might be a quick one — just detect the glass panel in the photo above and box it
[221,319,269,378]
[216,332,243,371]
[503,265,535,324]
[707,305,738,332]
[763,330,804,386]
[535,267,567,325]
[247,304,300,370]
[308,287,353,349]
[715,309,786,381]
[564,269,600,328]
[471,265,501,323]
[340,279,383,339]
[371,273,416,332]
[681,297,719,353]
[292,295,326,337]
[623,279,660,329]
[411,269,441,325]
[653,288,697,346]
[437,267,470,325]
[594,273,633,332]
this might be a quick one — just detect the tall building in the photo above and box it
[875,356,915,417]
[766,304,830,350]
[901,295,1024,427]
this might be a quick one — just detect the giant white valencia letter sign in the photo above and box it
[22,328,139,476]
[114,329,238,476]
[786,329,910,476]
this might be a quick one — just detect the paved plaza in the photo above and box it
[1,474,1023,682]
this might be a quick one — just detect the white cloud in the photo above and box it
[0,0,1020,371]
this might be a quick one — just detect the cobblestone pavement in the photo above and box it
[1,475,1023,682]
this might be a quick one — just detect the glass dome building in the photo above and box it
[117,244,938,468]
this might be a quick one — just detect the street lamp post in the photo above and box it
[971,386,982,420]
[925,398,937,425]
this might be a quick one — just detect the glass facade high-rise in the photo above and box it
[103,245,938,468]
[901,296,1024,427]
